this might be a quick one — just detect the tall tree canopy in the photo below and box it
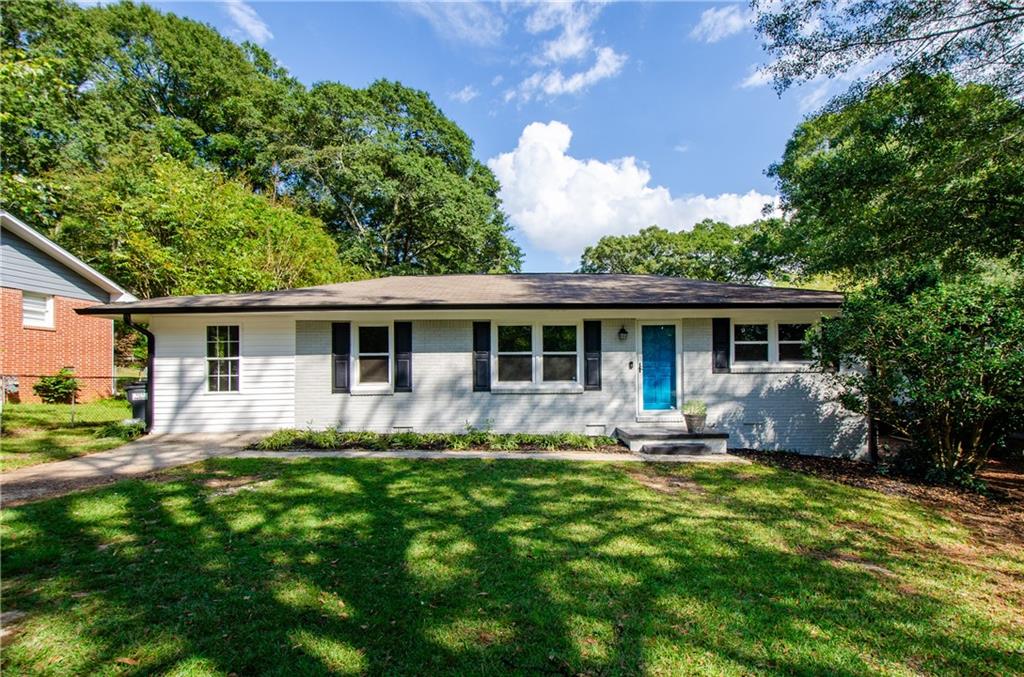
[46,146,356,298]
[281,81,522,274]
[0,0,521,296]
[768,73,1024,281]
[753,0,1024,100]
[578,219,783,284]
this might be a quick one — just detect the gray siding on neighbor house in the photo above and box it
[0,230,107,301]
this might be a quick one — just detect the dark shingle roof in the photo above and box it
[77,274,843,316]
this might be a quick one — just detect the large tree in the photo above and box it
[810,268,1024,477]
[1,0,522,286]
[752,0,1024,100]
[39,146,356,298]
[280,81,522,274]
[578,219,784,284]
[768,73,1024,281]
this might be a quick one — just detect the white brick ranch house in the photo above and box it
[78,274,867,457]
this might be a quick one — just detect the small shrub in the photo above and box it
[255,429,303,450]
[95,421,145,441]
[683,400,707,416]
[32,368,80,404]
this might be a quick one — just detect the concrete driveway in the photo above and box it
[1,433,265,506]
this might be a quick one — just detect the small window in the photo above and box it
[734,323,768,362]
[22,292,53,328]
[207,326,239,392]
[357,325,390,384]
[778,323,811,361]
[497,325,532,382]
[542,325,577,382]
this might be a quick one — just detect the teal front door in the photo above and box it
[641,325,677,411]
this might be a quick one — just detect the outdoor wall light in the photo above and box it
[618,326,629,341]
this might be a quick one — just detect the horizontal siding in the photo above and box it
[0,229,107,301]
[150,315,295,433]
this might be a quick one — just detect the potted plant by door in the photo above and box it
[682,400,707,434]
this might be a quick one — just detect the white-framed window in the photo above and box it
[733,323,769,362]
[494,322,582,384]
[22,292,54,329]
[355,324,391,385]
[778,323,812,362]
[541,325,578,382]
[496,325,533,382]
[206,325,240,392]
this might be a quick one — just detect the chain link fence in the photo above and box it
[1,374,137,430]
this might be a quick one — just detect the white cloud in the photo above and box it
[505,2,627,103]
[690,5,752,44]
[739,65,772,88]
[525,2,601,64]
[488,122,777,260]
[491,74,504,87]
[450,85,479,103]
[223,0,273,45]
[508,46,627,102]
[405,1,506,46]
[673,143,690,154]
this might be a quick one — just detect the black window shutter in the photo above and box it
[472,321,491,391]
[583,320,601,390]
[331,322,351,393]
[394,321,412,392]
[712,318,730,374]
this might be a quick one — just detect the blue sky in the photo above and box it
[150,1,834,271]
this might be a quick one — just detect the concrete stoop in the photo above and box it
[613,427,729,455]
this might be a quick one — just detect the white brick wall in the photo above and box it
[149,313,866,457]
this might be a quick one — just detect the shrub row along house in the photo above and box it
[79,274,867,457]
[1,211,135,402]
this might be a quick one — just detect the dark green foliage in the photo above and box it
[578,219,784,283]
[94,421,145,442]
[809,269,1024,475]
[32,368,80,404]
[769,74,1024,281]
[1,0,522,296]
[253,429,619,452]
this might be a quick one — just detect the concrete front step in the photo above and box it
[614,426,729,454]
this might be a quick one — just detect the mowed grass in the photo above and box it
[1,401,132,472]
[2,459,1022,676]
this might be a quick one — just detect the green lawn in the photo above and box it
[1,400,132,472]
[2,459,1021,676]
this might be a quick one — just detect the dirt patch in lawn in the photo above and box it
[734,450,1024,548]
[627,467,707,495]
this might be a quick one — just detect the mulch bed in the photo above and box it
[732,449,1024,547]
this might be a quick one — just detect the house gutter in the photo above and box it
[123,313,154,434]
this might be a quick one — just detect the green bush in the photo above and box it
[251,429,620,453]
[95,421,146,441]
[32,368,81,404]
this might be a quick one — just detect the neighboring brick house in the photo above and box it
[1,211,135,403]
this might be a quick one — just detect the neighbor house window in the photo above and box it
[497,325,533,382]
[22,292,53,329]
[542,325,577,382]
[356,325,390,384]
[733,324,768,362]
[778,323,812,361]
[207,326,239,392]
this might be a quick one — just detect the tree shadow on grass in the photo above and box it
[1,459,1021,675]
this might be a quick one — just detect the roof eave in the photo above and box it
[78,300,844,317]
